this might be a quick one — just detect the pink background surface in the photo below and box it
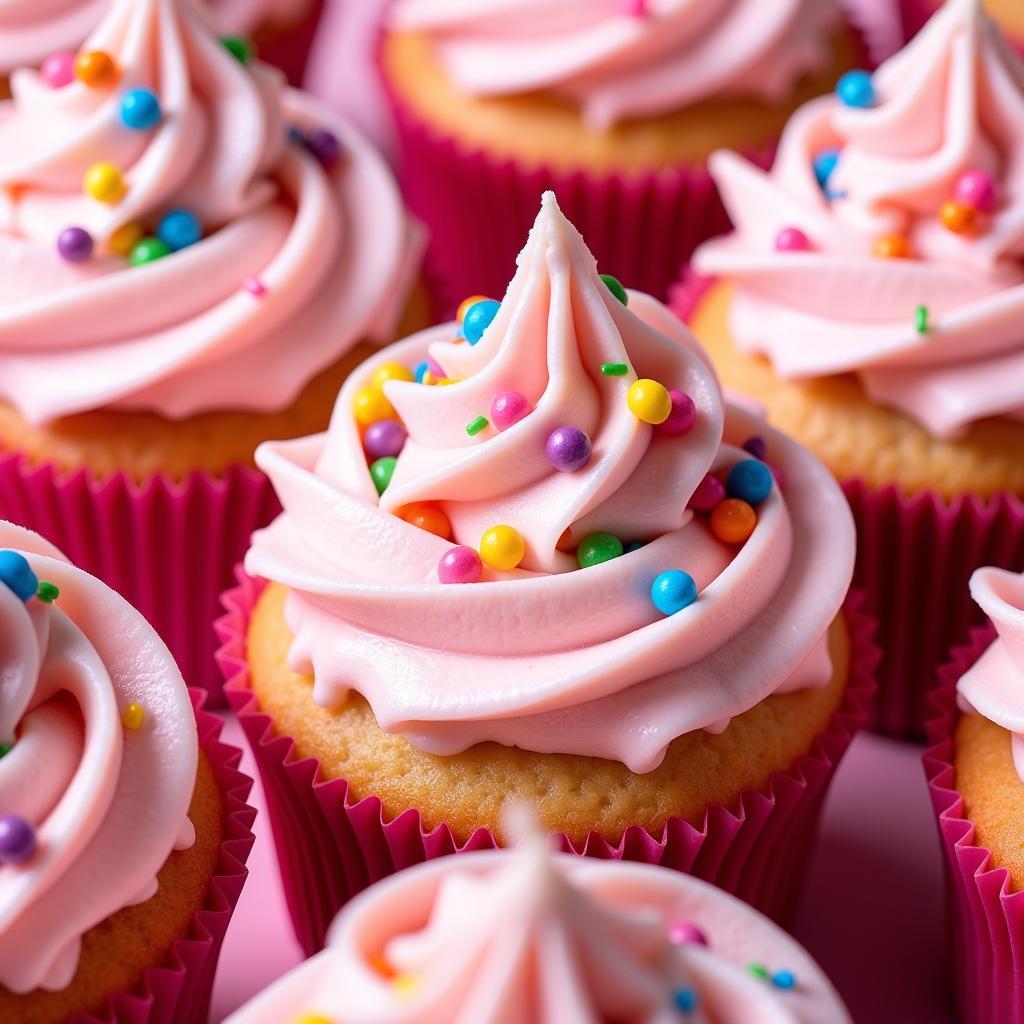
[209,720,957,1023]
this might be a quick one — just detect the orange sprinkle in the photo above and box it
[710,499,757,545]
[872,233,912,259]
[399,503,452,540]
[939,199,977,235]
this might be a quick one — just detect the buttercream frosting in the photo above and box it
[695,0,1024,439]
[388,0,843,128]
[957,565,1024,780]
[0,0,417,424]
[225,829,851,1023]
[246,193,854,773]
[0,520,196,995]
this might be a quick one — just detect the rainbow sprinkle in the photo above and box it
[466,415,489,437]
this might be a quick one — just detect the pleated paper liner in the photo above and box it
[0,452,280,708]
[70,689,255,1024]
[924,627,1024,1024]
[217,569,878,956]
[669,270,1024,739]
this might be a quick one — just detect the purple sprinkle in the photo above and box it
[57,226,94,263]
[304,128,342,169]
[0,815,36,865]
[688,474,725,513]
[545,426,592,472]
[742,436,767,460]
[363,418,407,459]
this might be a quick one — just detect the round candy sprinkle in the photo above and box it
[0,815,36,865]
[57,226,94,263]
[466,415,489,437]
[480,525,525,571]
[0,551,38,602]
[742,435,767,460]
[414,361,430,384]
[221,35,254,64]
[836,69,876,108]
[624,540,648,553]
[457,294,489,323]
[352,386,395,426]
[462,299,500,345]
[370,456,397,496]
[812,149,839,188]
[939,198,977,234]
[438,546,482,584]
[110,221,143,256]
[373,362,414,389]
[74,50,118,87]
[294,1015,332,1024]
[130,236,172,266]
[122,702,145,731]
[157,209,202,251]
[244,276,266,297]
[36,581,59,603]
[546,427,592,472]
[672,987,699,1014]
[120,87,162,130]
[600,273,628,305]
[363,418,406,459]
[688,474,725,513]
[651,570,697,616]
[304,128,341,169]
[667,921,707,946]
[657,389,696,436]
[627,379,672,424]
[400,503,451,540]
[772,970,797,990]
[41,52,75,88]
[726,459,773,507]
[491,391,531,431]
[711,499,757,544]
[83,161,126,204]
[872,233,912,259]
[576,532,623,569]
[954,169,997,212]
[774,226,811,252]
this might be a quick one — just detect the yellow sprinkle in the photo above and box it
[435,377,460,386]
[392,974,419,1001]
[294,1015,334,1024]
[421,371,435,386]
[122,703,145,731]
[83,162,127,204]
[373,362,414,389]
[109,222,143,256]
[352,385,395,427]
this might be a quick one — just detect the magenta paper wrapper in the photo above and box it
[256,0,325,86]
[924,628,1024,1024]
[0,452,280,708]
[670,271,1024,740]
[217,569,878,957]
[898,0,1024,52]
[66,689,255,1024]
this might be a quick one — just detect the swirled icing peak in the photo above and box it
[225,824,851,1023]
[247,193,854,772]
[388,0,842,128]
[0,520,197,995]
[695,0,1024,439]
[958,565,1024,780]
[0,0,417,423]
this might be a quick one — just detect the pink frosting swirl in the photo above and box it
[246,193,854,773]
[225,833,851,1023]
[957,565,1024,780]
[388,0,842,128]
[695,0,1024,439]
[0,0,418,423]
[0,521,197,995]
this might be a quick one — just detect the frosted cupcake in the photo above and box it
[0,520,252,1022]
[225,823,852,1024]
[0,0,424,703]
[686,0,1024,736]
[377,0,870,310]
[926,567,1024,1024]
[219,192,875,952]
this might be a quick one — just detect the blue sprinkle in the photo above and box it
[672,987,699,1014]
[836,69,876,109]
[119,87,162,131]
[157,209,202,251]
[772,970,797,990]
[726,459,774,507]
[0,551,38,603]
[651,571,698,617]
[813,149,840,189]
[414,361,430,384]
[462,299,500,345]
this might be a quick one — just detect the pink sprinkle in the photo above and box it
[657,389,696,436]
[688,474,725,513]
[667,921,708,946]
[438,546,482,584]
[41,52,75,89]
[491,391,531,431]
[620,0,647,14]
[953,169,998,213]
[775,226,812,252]
[244,276,267,297]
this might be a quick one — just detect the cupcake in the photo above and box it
[685,0,1024,738]
[0,519,253,1023]
[901,0,1024,54]
[219,192,876,953]
[0,0,425,704]
[224,820,852,1023]
[925,566,1024,1024]
[377,0,871,311]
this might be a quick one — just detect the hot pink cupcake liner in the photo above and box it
[924,627,1024,1024]
[216,568,878,956]
[670,271,1024,740]
[256,0,326,86]
[69,688,255,1024]
[0,452,280,709]
[898,0,1024,52]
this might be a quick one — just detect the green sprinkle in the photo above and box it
[601,362,629,376]
[220,35,254,64]
[0,743,11,760]
[748,964,771,981]
[130,237,172,267]
[466,415,489,437]
[36,581,59,603]
[915,304,929,334]
[600,273,628,306]
[369,456,397,496]
[576,532,623,569]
